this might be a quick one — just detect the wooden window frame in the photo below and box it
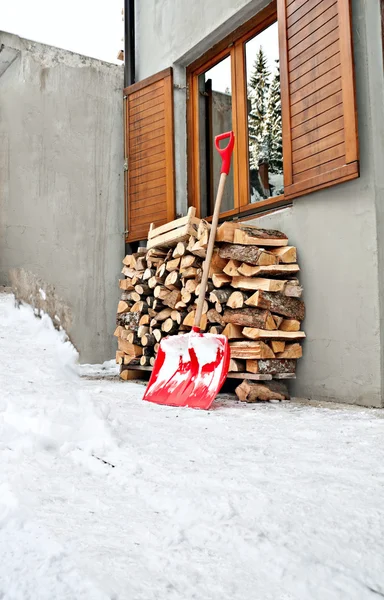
[187,1,284,219]
[187,0,359,219]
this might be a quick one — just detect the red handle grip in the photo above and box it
[215,131,235,175]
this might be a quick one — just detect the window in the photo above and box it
[187,0,359,219]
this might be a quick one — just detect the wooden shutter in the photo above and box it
[124,68,175,242]
[278,0,359,198]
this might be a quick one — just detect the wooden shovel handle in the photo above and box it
[194,132,235,330]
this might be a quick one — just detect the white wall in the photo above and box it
[134,0,384,406]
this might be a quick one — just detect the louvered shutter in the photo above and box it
[277,0,359,198]
[124,68,175,242]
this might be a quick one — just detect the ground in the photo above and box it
[1,293,384,600]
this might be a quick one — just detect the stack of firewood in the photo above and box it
[115,208,305,399]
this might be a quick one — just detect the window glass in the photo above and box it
[197,56,234,217]
[245,22,283,203]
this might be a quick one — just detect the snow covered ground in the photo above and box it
[1,292,384,600]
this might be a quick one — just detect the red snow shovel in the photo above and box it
[143,131,235,409]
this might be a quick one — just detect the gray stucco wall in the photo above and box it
[0,33,124,363]
[135,0,384,407]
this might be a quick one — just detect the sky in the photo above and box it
[0,0,124,64]
[205,22,279,94]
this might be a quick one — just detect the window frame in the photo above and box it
[187,0,285,219]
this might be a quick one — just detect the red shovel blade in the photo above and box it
[143,329,230,410]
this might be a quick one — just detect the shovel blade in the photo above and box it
[143,331,230,410]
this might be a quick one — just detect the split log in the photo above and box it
[222,323,244,340]
[185,279,198,294]
[181,289,192,304]
[174,301,188,310]
[117,339,143,356]
[209,325,224,335]
[127,331,141,345]
[140,356,152,366]
[141,333,156,347]
[170,310,188,325]
[150,357,156,366]
[216,222,238,243]
[117,301,130,314]
[139,314,150,326]
[143,268,156,281]
[180,254,201,270]
[195,281,214,296]
[190,239,207,258]
[209,288,233,304]
[114,326,124,338]
[246,359,295,375]
[270,246,297,264]
[153,329,163,343]
[235,380,289,402]
[214,303,223,314]
[138,325,149,338]
[173,241,187,258]
[183,311,208,330]
[180,267,201,280]
[154,285,168,300]
[223,308,277,330]
[245,290,305,320]
[226,291,249,309]
[223,260,241,277]
[119,279,135,291]
[164,271,182,290]
[161,318,179,335]
[162,290,182,309]
[166,257,181,271]
[148,276,164,289]
[187,235,197,252]
[230,341,275,359]
[233,225,288,247]
[279,319,300,332]
[219,243,277,266]
[135,284,151,296]
[242,328,306,341]
[153,307,172,321]
[206,309,226,326]
[131,301,149,314]
[276,343,303,359]
[212,273,232,288]
[271,341,285,353]
[231,277,286,293]
[237,264,300,278]
[116,350,124,364]
[209,249,228,275]
[229,358,244,372]
[157,263,167,278]
[272,315,284,328]
[193,299,209,314]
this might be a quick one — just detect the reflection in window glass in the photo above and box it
[198,56,234,217]
[245,22,283,203]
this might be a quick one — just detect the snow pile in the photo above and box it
[1,293,384,600]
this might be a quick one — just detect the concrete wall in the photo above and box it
[134,0,384,406]
[0,32,124,363]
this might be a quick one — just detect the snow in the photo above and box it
[1,292,384,599]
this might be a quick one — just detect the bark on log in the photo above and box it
[209,288,233,304]
[219,243,277,266]
[233,225,288,247]
[223,308,276,330]
[245,290,305,320]
[245,359,296,374]
[206,309,226,326]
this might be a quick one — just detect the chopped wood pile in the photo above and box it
[115,207,305,400]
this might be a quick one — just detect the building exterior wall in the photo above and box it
[134,0,384,406]
[0,32,124,364]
